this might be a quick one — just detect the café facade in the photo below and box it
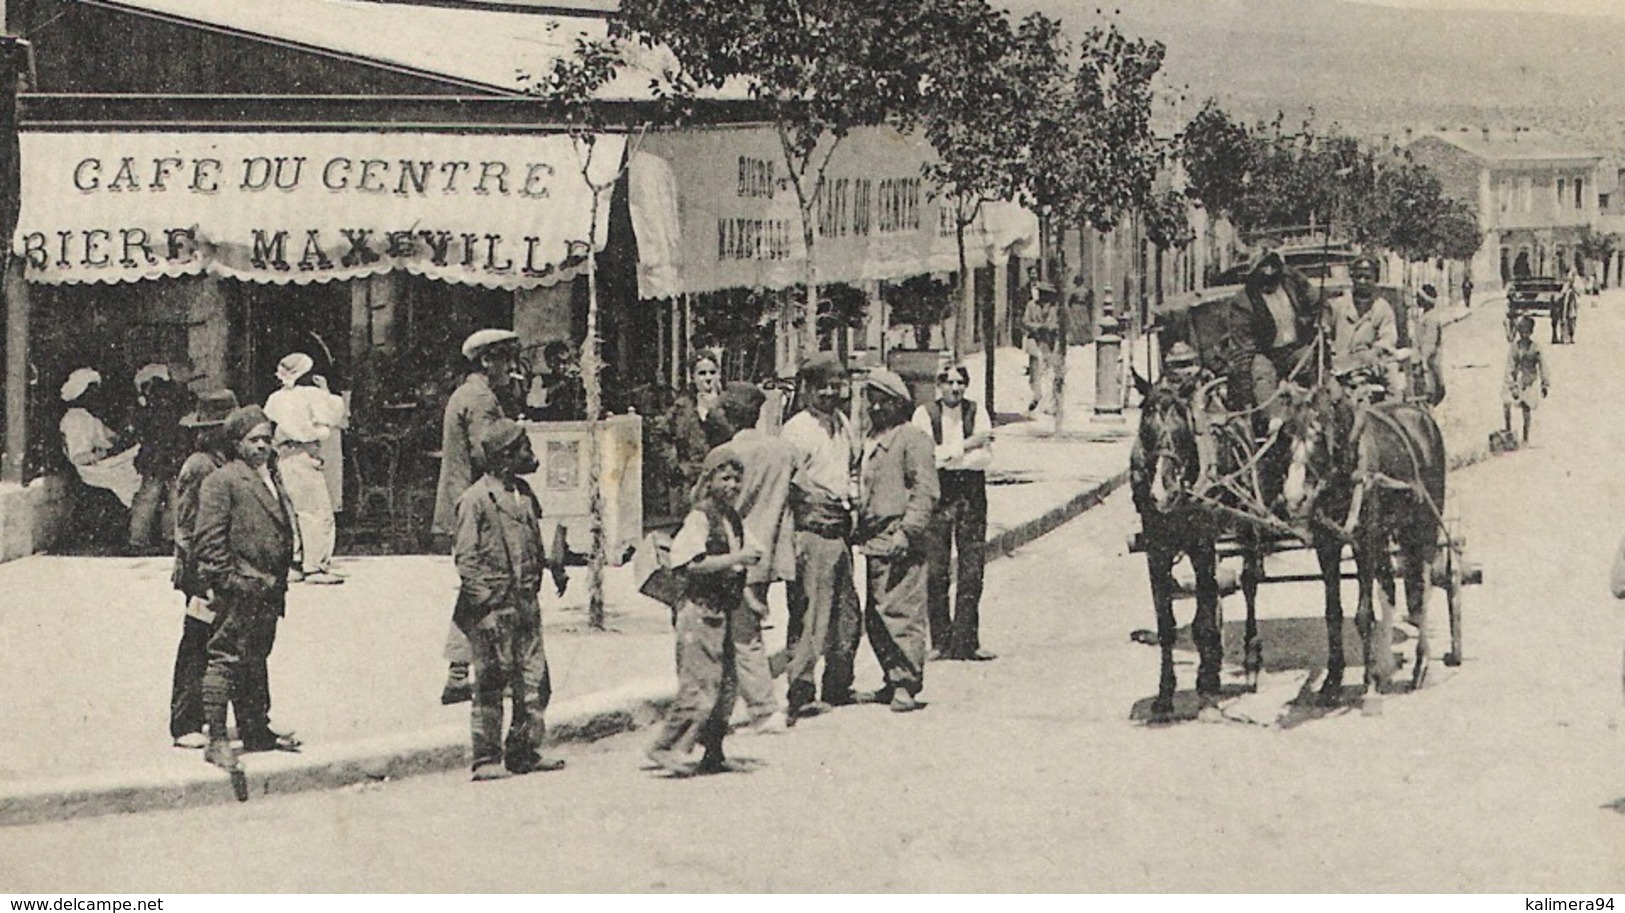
[0,0,1038,561]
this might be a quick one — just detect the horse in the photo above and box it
[1278,381,1458,700]
[1131,385,1224,717]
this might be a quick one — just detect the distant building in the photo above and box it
[1405,128,1603,287]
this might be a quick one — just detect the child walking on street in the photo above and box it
[1502,315,1550,445]
[453,418,567,781]
[647,447,760,776]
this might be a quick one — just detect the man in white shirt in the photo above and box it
[911,364,995,661]
[778,352,862,720]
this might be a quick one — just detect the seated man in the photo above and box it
[1327,255,1406,397]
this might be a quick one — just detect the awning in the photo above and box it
[14,130,627,288]
[630,126,1038,298]
[83,0,743,101]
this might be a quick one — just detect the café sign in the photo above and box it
[13,131,627,288]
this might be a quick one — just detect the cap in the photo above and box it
[461,328,521,361]
[477,418,527,464]
[1417,284,1438,306]
[700,444,743,477]
[937,363,971,384]
[1164,341,1199,367]
[718,381,766,417]
[181,389,241,428]
[864,367,911,401]
[799,352,846,384]
[60,368,101,403]
[134,363,171,392]
[274,352,314,387]
[1350,255,1380,276]
[222,405,272,444]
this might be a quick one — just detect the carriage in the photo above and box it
[1127,268,1481,718]
[1505,276,1577,345]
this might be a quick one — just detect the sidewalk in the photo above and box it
[0,351,1136,825]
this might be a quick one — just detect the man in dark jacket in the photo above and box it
[1240,247,1324,412]
[128,364,193,555]
[195,405,302,775]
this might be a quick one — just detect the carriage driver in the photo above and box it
[1160,341,1221,491]
[1327,255,1406,399]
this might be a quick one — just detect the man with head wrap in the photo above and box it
[194,405,303,776]
[1240,241,1325,410]
[778,352,862,721]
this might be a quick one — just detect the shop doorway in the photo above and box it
[226,280,352,407]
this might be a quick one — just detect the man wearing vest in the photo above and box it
[911,364,996,661]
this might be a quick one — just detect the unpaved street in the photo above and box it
[4,305,1625,892]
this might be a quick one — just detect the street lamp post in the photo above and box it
[1093,287,1124,420]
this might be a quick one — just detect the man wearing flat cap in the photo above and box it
[778,352,862,721]
[712,381,796,733]
[434,328,523,705]
[852,368,939,713]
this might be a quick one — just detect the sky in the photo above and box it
[1353,0,1625,17]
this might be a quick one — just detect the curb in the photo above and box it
[0,681,674,828]
[985,471,1131,560]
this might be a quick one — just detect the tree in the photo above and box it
[919,3,1050,418]
[1016,15,1165,428]
[617,0,948,369]
[525,36,658,629]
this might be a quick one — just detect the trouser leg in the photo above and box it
[924,505,954,652]
[864,552,929,696]
[281,453,336,574]
[505,608,552,766]
[170,613,213,738]
[731,592,777,721]
[128,476,163,550]
[948,473,988,657]
[202,594,253,745]
[467,610,512,770]
[651,603,726,754]
[785,531,845,709]
[236,598,281,739]
[820,545,862,704]
[701,611,739,759]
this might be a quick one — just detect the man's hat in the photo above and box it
[1164,341,1199,368]
[1350,255,1380,276]
[181,389,241,428]
[864,367,911,402]
[1417,283,1439,307]
[60,368,101,403]
[799,352,846,384]
[461,328,520,361]
[937,363,971,384]
[222,405,272,444]
[477,418,527,464]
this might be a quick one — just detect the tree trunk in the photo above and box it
[584,230,607,630]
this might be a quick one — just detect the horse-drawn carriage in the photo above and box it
[1128,270,1481,719]
[1505,276,1577,345]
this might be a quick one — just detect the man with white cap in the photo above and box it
[851,367,939,713]
[434,328,523,705]
[264,352,348,585]
[128,363,192,555]
[59,367,142,547]
[1412,283,1446,407]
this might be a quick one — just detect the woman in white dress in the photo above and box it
[264,352,348,585]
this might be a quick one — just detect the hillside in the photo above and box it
[1005,0,1625,150]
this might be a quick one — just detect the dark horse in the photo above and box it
[1131,387,1224,716]
[1279,384,1459,700]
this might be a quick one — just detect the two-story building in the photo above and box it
[1405,128,1603,288]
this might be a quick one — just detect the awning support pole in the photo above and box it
[3,263,29,484]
